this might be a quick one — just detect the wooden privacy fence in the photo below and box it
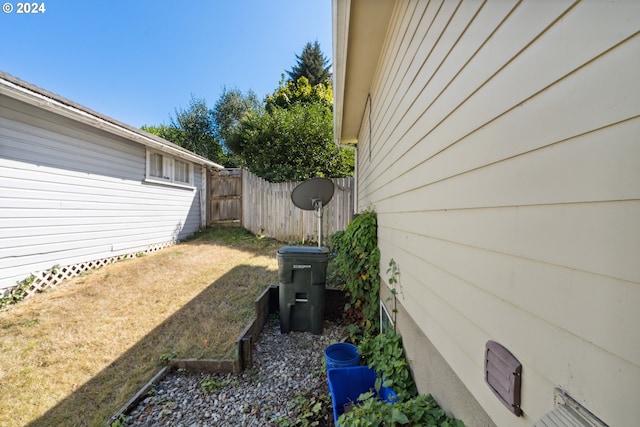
[241,170,354,243]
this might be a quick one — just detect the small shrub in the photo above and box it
[337,393,465,427]
[359,329,417,402]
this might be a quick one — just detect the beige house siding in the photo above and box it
[342,1,640,426]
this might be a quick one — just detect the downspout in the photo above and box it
[336,92,372,215]
[200,165,207,229]
[336,142,357,215]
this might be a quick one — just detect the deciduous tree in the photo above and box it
[211,87,261,154]
[230,82,353,182]
[142,96,227,165]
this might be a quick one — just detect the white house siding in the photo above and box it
[356,1,640,426]
[0,95,203,290]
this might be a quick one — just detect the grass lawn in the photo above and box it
[0,227,282,427]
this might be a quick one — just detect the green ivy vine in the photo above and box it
[331,209,380,339]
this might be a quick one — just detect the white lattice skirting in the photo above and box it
[22,241,177,297]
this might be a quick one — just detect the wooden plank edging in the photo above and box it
[106,285,278,425]
[107,285,346,425]
[106,366,170,426]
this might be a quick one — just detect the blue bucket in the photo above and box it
[327,366,398,426]
[324,342,360,370]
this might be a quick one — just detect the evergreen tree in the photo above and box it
[287,41,331,86]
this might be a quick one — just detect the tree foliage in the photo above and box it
[171,96,223,163]
[287,41,331,86]
[265,76,332,112]
[143,41,350,178]
[232,102,347,182]
[141,124,182,144]
[142,96,227,165]
[229,77,353,182]
[211,86,261,154]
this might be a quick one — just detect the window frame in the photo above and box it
[145,149,195,189]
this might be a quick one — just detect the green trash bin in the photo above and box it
[277,246,329,335]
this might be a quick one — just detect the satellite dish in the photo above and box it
[291,177,334,211]
[291,177,335,247]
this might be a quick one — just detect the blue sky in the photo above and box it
[0,0,332,128]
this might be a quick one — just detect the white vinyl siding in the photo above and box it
[355,1,640,426]
[0,95,204,290]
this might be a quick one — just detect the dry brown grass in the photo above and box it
[0,227,282,427]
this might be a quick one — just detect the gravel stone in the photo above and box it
[125,320,345,426]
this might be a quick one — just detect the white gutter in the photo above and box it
[332,0,351,146]
[0,75,223,169]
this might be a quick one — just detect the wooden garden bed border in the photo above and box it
[107,285,347,425]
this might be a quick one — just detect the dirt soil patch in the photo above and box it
[0,227,282,427]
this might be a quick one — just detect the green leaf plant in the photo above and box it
[340,329,464,426]
[330,213,465,426]
[0,275,35,310]
[358,329,417,402]
[337,393,465,427]
[386,258,400,331]
[331,210,380,340]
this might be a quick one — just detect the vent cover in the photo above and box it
[532,388,609,427]
[485,341,522,416]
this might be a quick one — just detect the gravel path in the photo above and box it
[125,320,346,426]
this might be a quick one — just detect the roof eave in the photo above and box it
[333,0,396,146]
[0,71,223,169]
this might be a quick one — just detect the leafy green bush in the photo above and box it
[359,330,417,402]
[337,393,465,427]
[346,330,464,426]
[332,210,380,338]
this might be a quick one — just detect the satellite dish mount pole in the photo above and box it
[312,198,323,247]
[291,177,334,248]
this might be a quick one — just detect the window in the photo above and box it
[146,149,194,188]
[174,159,190,184]
[380,300,395,333]
[149,152,167,180]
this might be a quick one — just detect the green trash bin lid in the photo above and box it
[278,246,329,255]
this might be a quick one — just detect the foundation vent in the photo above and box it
[485,341,522,416]
[532,388,608,427]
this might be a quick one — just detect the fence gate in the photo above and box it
[208,168,242,226]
